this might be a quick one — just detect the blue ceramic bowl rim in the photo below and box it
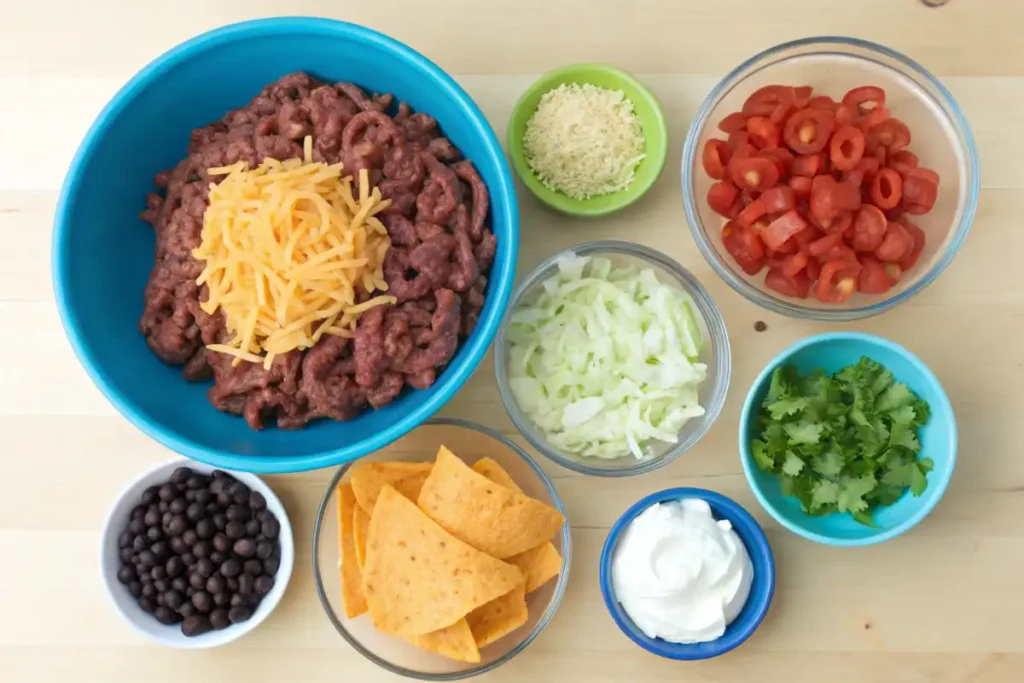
[738,332,958,546]
[50,17,519,473]
[310,417,573,680]
[680,35,980,321]
[599,487,775,660]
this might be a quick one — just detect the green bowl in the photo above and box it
[507,64,668,217]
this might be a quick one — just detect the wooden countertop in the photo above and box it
[2,1,1022,681]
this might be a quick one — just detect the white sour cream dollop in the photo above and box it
[612,498,754,644]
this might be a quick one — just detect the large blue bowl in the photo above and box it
[52,18,519,473]
[740,332,957,546]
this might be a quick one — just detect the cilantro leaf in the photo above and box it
[838,474,877,514]
[890,423,921,453]
[751,439,774,471]
[810,479,840,510]
[784,421,824,445]
[887,405,917,426]
[875,382,913,413]
[812,449,844,478]
[910,459,933,496]
[782,451,805,476]
[766,397,811,420]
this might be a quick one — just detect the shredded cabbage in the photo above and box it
[507,254,708,459]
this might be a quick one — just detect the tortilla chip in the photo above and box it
[337,483,367,618]
[418,446,565,559]
[472,457,521,492]
[508,542,563,594]
[466,582,529,648]
[350,461,432,513]
[353,504,370,571]
[363,485,523,636]
[409,619,481,663]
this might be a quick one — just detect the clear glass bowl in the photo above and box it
[310,418,571,681]
[681,36,980,320]
[494,240,731,477]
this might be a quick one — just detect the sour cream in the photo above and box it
[612,498,754,644]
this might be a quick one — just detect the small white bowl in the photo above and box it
[100,457,294,648]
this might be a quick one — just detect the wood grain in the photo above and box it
[1,1,1022,681]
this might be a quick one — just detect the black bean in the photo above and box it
[168,516,188,537]
[186,502,205,522]
[164,590,184,611]
[195,519,214,539]
[179,602,197,619]
[181,615,212,637]
[181,553,196,567]
[257,510,273,523]
[217,491,233,506]
[230,483,251,505]
[141,486,160,505]
[189,573,206,590]
[151,542,169,561]
[162,511,173,527]
[220,559,242,578]
[228,605,252,624]
[263,555,280,576]
[238,574,255,596]
[182,530,198,547]
[207,502,223,515]
[196,558,216,579]
[146,527,162,542]
[226,577,239,593]
[245,519,260,537]
[138,567,153,584]
[138,597,157,614]
[156,592,165,607]
[213,533,231,552]
[209,478,227,495]
[151,566,167,581]
[117,566,135,584]
[158,484,177,502]
[156,605,180,625]
[141,583,156,599]
[193,541,210,559]
[130,504,147,521]
[138,550,156,569]
[154,579,170,593]
[224,522,245,541]
[128,581,143,598]
[233,539,256,558]
[210,608,231,630]
[118,531,132,549]
[261,518,280,539]
[254,575,274,595]
[119,548,134,564]
[249,491,267,511]
[192,591,213,613]
[213,592,230,608]
[256,541,274,560]
[213,513,227,531]
[243,559,263,576]
[227,505,251,523]
[212,469,228,480]
[195,489,213,505]
[209,551,226,564]
[754,320,768,332]
[166,556,184,578]
[171,577,188,593]
[186,475,205,490]
[230,593,247,607]
[206,574,226,594]
[128,518,146,535]
[185,586,196,598]
[185,489,197,502]
[169,498,188,515]
[170,467,193,484]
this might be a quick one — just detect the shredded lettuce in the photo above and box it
[507,254,708,459]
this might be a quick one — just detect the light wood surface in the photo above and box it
[2,1,1022,681]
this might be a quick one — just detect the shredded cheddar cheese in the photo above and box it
[193,137,394,369]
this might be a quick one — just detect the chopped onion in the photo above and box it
[506,254,708,459]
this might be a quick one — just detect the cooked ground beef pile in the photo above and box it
[139,73,497,430]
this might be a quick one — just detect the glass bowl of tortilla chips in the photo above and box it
[312,417,571,680]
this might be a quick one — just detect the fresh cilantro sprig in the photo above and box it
[750,357,933,527]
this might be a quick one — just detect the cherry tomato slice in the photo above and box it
[866,118,911,153]
[898,221,926,270]
[851,205,888,252]
[808,232,844,258]
[807,96,838,112]
[722,222,765,275]
[902,173,938,214]
[791,154,822,177]
[874,221,913,262]
[789,176,813,197]
[906,167,940,186]
[855,156,881,181]
[806,257,822,281]
[742,85,796,118]
[760,146,795,171]
[730,143,758,162]
[769,100,795,125]
[718,112,748,134]
[857,106,890,133]
[784,108,834,154]
[762,210,808,251]
[765,267,812,299]
[701,139,729,180]
[746,117,781,148]
[782,250,810,277]
[728,156,780,191]
[834,104,858,127]
[760,186,797,214]
[829,125,866,171]
[793,224,823,252]
[857,255,893,294]
[794,86,813,109]
[737,199,768,229]
[707,181,739,217]
[815,259,861,303]
[727,130,751,151]
[810,176,860,225]
[870,168,903,210]
[842,86,887,114]
[888,151,919,174]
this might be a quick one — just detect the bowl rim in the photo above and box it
[598,487,775,660]
[493,240,732,477]
[309,417,573,680]
[50,16,519,474]
[506,62,669,217]
[738,331,958,546]
[680,35,980,321]
[99,456,294,648]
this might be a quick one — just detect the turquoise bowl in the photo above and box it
[739,332,956,546]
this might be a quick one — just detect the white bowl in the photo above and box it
[100,457,294,648]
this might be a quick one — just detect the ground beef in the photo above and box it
[139,73,496,430]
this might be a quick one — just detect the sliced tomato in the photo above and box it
[769,100,794,125]
[829,125,866,171]
[834,104,858,127]
[851,205,888,252]
[730,143,758,163]
[746,117,780,148]
[762,210,807,251]
[807,96,838,112]
[842,86,887,114]
[898,221,926,270]
[765,267,812,299]
[789,175,813,197]
[727,130,752,151]
[806,257,822,281]
[794,86,813,109]
[760,186,797,214]
[722,222,765,275]
[906,167,941,186]
[807,232,845,258]
[760,146,795,173]
[736,199,768,229]
[793,224,823,251]
[782,250,810,277]
[856,106,890,133]
[884,204,906,222]
[889,150,919,174]
[902,172,938,214]
[873,145,888,167]
[701,139,729,180]
[874,221,913,262]
[815,259,861,303]
[870,168,903,210]
[783,108,834,154]
[742,85,796,118]
[866,118,911,153]
[707,181,740,217]
[854,156,881,182]
[728,156,780,191]
[857,255,893,294]
[718,112,748,134]
[791,153,823,177]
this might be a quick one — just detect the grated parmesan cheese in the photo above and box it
[193,137,394,369]
[522,83,646,200]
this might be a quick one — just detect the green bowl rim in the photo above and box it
[506,62,669,217]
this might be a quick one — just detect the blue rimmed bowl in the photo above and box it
[681,36,979,321]
[599,488,775,660]
[51,17,519,473]
[740,332,957,546]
